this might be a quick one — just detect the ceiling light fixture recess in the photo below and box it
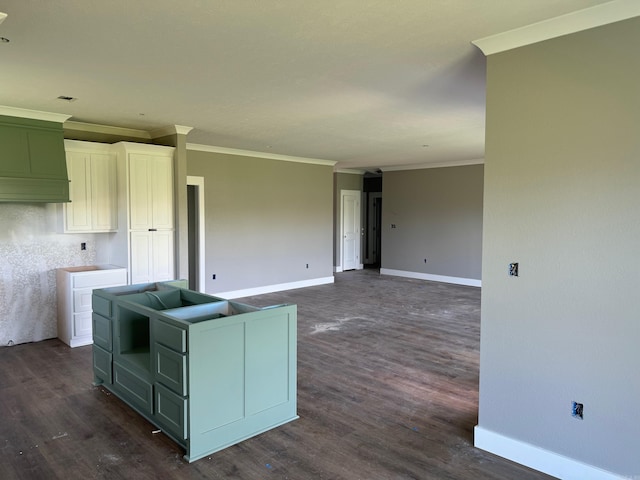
[1,13,10,42]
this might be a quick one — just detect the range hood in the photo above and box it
[0,107,72,203]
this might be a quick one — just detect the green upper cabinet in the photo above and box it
[0,114,70,202]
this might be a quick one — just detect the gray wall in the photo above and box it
[187,149,334,294]
[333,172,363,268]
[478,17,640,476]
[381,165,483,281]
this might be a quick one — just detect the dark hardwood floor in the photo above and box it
[0,270,555,479]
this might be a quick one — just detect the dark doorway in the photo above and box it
[363,173,382,269]
[187,184,198,290]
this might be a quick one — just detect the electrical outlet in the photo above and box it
[212,274,216,280]
[391,224,396,229]
[508,262,519,276]
[423,258,427,263]
[80,242,87,251]
[572,401,584,420]
[306,264,309,269]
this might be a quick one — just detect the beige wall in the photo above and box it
[381,165,483,282]
[187,149,334,294]
[477,17,640,476]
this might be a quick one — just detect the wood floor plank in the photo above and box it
[0,270,555,479]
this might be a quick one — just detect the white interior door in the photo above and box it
[341,190,361,271]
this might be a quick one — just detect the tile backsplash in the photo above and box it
[0,203,104,346]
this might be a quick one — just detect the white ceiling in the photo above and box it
[0,0,614,170]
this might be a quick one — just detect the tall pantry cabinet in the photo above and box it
[110,142,176,284]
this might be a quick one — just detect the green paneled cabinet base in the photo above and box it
[92,281,298,462]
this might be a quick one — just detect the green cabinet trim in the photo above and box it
[155,382,188,440]
[92,281,297,463]
[92,345,113,385]
[155,343,187,396]
[113,362,154,415]
[92,313,112,351]
[92,295,113,319]
[155,320,187,353]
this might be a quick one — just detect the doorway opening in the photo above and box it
[363,172,382,269]
[187,176,205,292]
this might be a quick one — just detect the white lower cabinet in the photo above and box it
[74,311,93,339]
[57,265,127,347]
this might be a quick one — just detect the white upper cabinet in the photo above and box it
[62,140,117,233]
[128,152,174,230]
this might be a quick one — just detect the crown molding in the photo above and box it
[64,139,116,152]
[0,105,71,123]
[150,124,194,138]
[187,143,337,167]
[335,168,366,175]
[472,0,640,56]
[64,120,151,139]
[381,158,484,172]
[116,141,175,153]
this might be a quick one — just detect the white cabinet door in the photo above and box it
[130,230,174,284]
[128,153,174,230]
[90,152,118,231]
[130,231,154,284]
[152,230,175,281]
[129,154,153,230]
[65,152,92,232]
[63,145,117,233]
[74,312,93,338]
[150,155,174,230]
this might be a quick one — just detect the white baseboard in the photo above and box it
[379,268,481,287]
[212,276,335,299]
[334,264,364,273]
[474,426,625,480]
